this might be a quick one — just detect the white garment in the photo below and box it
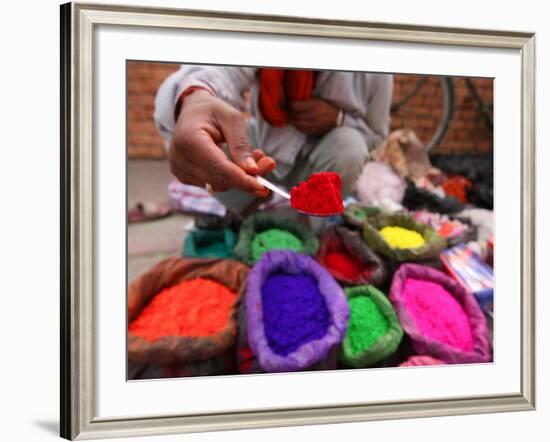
[154,66,393,179]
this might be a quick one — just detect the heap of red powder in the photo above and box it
[290,172,344,216]
[324,251,363,280]
[128,278,237,342]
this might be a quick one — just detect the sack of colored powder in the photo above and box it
[339,285,403,368]
[399,355,446,367]
[342,203,382,229]
[182,228,236,259]
[236,290,341,374]
[127,257,249,376]
[316,226,387,287]
[362,213,445,262]
[128,355,235,379]
[389,263,491,364]
[233,213,319,265]
[243,250,349,372]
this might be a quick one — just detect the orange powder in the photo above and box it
[129,278,237,341]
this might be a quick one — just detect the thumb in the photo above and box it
[218,109,259,174]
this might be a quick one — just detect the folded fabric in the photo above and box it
[168,180,227,217]
[258,69,316,127]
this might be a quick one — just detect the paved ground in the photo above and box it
[128,159,194,282]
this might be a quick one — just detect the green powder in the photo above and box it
[347,296,390,356]
[251,228,304,262]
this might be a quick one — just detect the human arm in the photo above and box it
[344,74,393,150]
[154,66,275,194]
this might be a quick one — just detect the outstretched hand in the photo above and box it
[169,90,275,196]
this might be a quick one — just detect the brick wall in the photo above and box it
[127,62,179,158]
[391,75,493,154]
[127,62,493,158]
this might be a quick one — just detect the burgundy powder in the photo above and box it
[402,278,473,351]
[261,272,330,356]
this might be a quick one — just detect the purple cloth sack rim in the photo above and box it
[389,263,491,364]
[246,250,350,372]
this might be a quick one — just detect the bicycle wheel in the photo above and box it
[391,76,455,152]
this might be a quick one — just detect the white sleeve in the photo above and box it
[343,74,393,150]
[153,65,256,146]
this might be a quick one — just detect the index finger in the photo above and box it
[210,160,265,194]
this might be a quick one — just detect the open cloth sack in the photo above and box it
[362,213,446,262]
[342,203,382,230]
[243,250,349,373]
[233,212,319,265]
[127,257,249,374]
[389,263,491,364]
[236,289,340,374]
[316,226,387,287]
[339,285,403,368]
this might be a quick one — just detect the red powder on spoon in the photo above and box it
[290,172,344,216]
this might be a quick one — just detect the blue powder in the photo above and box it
[261,272,330,356]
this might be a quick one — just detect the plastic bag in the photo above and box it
[430,154,493,183]
[362,213,446,262]
[127,257,249,375]
[244,250,349,372]
[402,179,464,214]
[233,213,319,265]
[355,161,406,211]
[431,154,493,209]
[316,226,387,287]
[389,263,491,364]
[339,285,403,368]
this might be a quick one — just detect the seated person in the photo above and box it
[154,66,393,215]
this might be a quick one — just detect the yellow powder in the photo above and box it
[379,226,425,249]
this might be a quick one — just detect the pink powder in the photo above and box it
[402,278,473,351]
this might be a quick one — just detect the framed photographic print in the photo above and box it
[60,2,536,440]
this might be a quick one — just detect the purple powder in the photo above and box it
[261,272,330,356]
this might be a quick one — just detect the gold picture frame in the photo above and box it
[60,2,536,439]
